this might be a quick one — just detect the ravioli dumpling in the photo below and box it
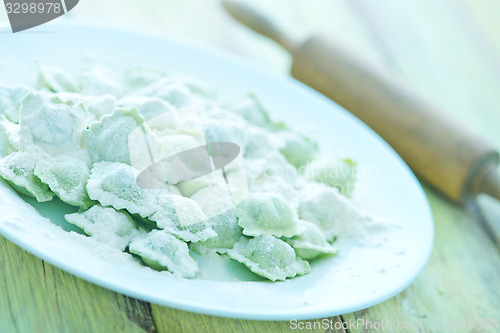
[226,235,310,281]
[87,162,215,242]
[159,219,216,243]
[0,84,32,123]
[123,67,169,92]
[243,126,278,158]
[34,156,94,209]
[299,185,370,242]
[19,93,88,158]
[50,92,117,121]
[79,65,122,97]
[302,158,357,196]
[129,230,198,278]
[0,151,53,202]
[82,108,144,164]
[0,115,20,156]
[149,195,215,242]
[65,205,144,251]
[135,78,195,108]
[182,77,216,99]
[283,220,338,260]
[86,162,157,218]
[245,152,299,206]
[189,178,234,216]
[202,117,248,152]
[235,193,298,238]
[119,96,175,121]
[37,62,79,93]
[276,130,318,168]
[190,210,242,255]
[223,94,271,128]
[158,133,206,161]
[176,174,221,198]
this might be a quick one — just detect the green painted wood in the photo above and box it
[343,188,500,332]
[339,0,500,331]
[0,236,155,333]
[151,306,346,333]
[1,0,500,332]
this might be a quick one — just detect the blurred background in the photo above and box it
[1,0,500,145]
[1,0,500,329]
[55,0,500,222]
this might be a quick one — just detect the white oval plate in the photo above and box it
[0,23,433,320]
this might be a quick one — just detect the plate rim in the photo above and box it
[0,21,434,321]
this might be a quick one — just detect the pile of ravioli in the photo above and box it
[0,63,366,281]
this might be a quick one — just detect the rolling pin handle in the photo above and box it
[470,162,500,202]
[222,0,299,52]
[223,1,500,203]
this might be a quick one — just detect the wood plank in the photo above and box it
[151,305,347,333]
[338,0,500,331]
[345,0,500,237]
[0,236,155,333]
[1,1,499,332]
[343,187,500,332]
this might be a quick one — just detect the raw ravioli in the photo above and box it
[79,65,122,96]
[299,184,369,242]
[123,67,169,92]
[223,94,271,128]
[37,63,79,93]
[283,220,337,260]
[35,156,94,209]
[87,162,215,242]
[235,193,298,238]
[243,126,277,158]
[277,130,318,168]
[50,92,117,121]
[82,108,144,164]
[119,96,175,121]
[86,162,157,218]
[176,173,221,198]
[150,195,215,242]
[182,78,216,99]
[190,210,242,254]
[0,151,53,202]
[0,115,20,156]
[65,205,144,251]
[0,84,32,123]
[129,230,198,278]
[245,152,299,206]
[202,116,248,153]
[135,78,196,108]
[190,179,234,217]
[158,133,206,161]
[303,158,356,196]
[18,93,88,158]
[0,63,374,282]
[226,235,310,281]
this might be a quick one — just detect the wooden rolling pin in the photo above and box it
[223,0,500,203]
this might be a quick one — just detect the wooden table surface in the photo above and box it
[1,0,500,332]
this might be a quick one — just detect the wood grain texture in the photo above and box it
[225,0,500,203]
[339,0,500,331]
[343,187,500,332]
[0,236,155,333]
[151,306,346,333]
[290,33,499,202]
